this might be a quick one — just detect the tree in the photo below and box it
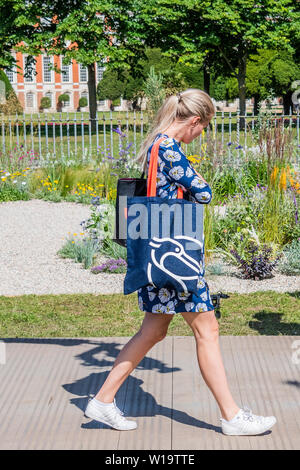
[97,69,125,110]
[143,0,300,128]
[11,1,151,130]
[40,96,51,110]
[0,69,22,114]
[0,0,49,70]
[246,48,300,114]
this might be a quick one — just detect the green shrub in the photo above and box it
[58,236,100,269]
[40,97,51,109]
[58,93,70,105]
[79,97,88,108]
[277,239,300,275]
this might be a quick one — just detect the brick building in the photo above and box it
[4,47,118,113]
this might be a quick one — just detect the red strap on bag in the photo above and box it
[147,137,183,199]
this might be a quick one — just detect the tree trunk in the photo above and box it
[237,53,247,130]
[282,91,293,116]
[253,94,260,115]
[87,63,97,133]
[203,56,210,95]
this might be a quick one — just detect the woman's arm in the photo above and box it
[158,140,212,204]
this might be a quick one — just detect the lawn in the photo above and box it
[0,291,299,338]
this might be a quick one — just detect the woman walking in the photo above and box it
[84,89,277,436]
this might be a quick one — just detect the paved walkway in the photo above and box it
[0,336,299,450]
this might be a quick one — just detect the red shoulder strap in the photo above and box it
[147,137,183,199]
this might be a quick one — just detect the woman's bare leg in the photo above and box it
[94,312,173,403]
[181,309,240,421]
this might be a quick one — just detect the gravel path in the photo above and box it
[0,199,299,296]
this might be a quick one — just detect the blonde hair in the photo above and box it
[135,88,215,174]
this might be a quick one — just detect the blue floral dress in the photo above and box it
[137,133,215,314]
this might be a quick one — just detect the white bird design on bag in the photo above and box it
[147,236,204,293]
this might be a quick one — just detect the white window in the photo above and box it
[26,92,34,108]
[61,57,71,82]
[64,92,71,107]
[5,66,15,83]
[79,64,88,82]
[43,56,53,82]
[45,92,52,108]
[97,62,105,82]
[24,55,35,83]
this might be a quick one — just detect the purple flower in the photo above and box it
[227,142,232,146]
[112,128,126,137]
[125,143,133,151]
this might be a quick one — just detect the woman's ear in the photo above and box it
[192,116,201,127]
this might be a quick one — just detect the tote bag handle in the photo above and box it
[147,137,183,199]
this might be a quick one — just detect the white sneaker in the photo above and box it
[84,397,137,430]
[221,406,277,436]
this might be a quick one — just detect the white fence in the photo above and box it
[1,109,299,166]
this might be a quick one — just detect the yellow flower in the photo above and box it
[270,166,279,185]
[279,169,287,191]
[73,233,77,236]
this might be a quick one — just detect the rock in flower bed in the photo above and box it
[91,258,127,274]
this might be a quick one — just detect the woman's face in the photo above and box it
[181,116,212,144]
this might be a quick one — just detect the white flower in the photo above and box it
[186,167,194,178]
[156,173,167,187]
[191,177,207,189]
[21,181,27,185]
[5,172,10,176]
[152,303,166,313]
[158,159,165,171]
[158,189,169,198]
[169,166,184,180]
[200,290,208,301]
[161,138,175,148]
[185,302,195,311]
[13,180,17,184]
[195,302,207,312]
[158,288,171,303]
[197,278,206,289]
[163,150,182,162]
[138,296,144,310]
[164,301,176,314]
[169,182,178,191]
[195,191,211,202]
[148,291,157,301]
[178,291,190,300]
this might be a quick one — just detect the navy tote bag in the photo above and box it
[123,137,205,296]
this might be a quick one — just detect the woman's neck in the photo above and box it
[162,121,187,142]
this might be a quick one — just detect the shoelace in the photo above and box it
[241,406,264,423]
